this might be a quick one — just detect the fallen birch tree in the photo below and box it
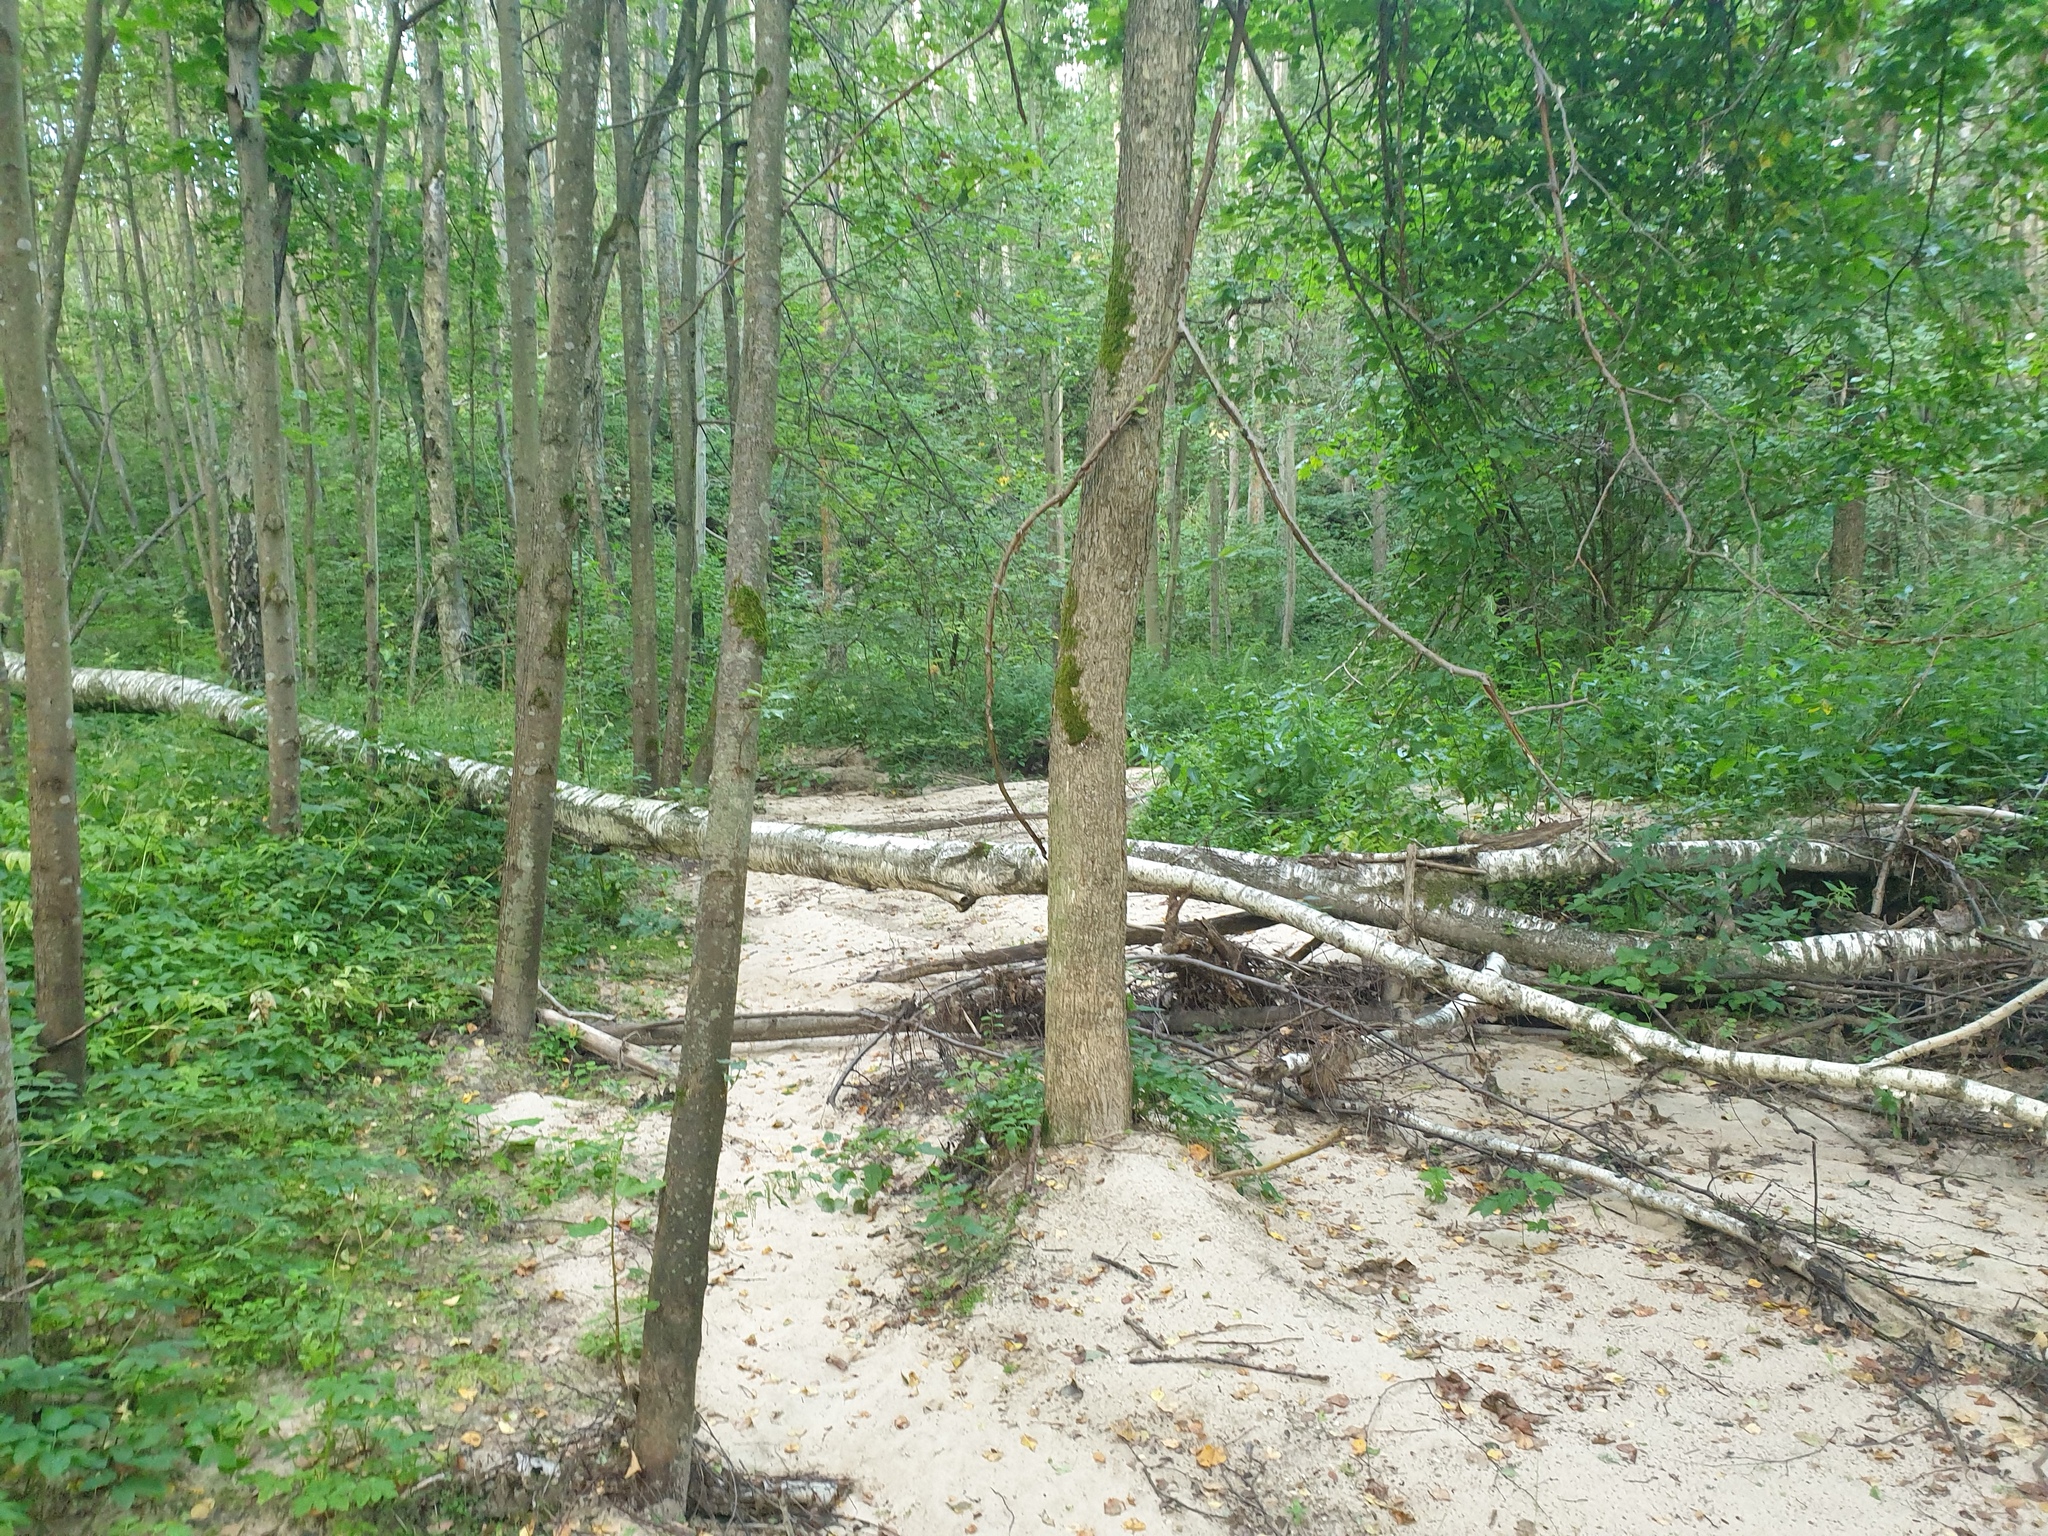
[18,659,2047,1138]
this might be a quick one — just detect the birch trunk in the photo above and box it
[0,0,87,1083]
[611,0,661,785]
[634,0,788,1490]
[226,0,303,837]
[419,25,473,683]
[1044,0,1201,1144]
[491,0,606,1039]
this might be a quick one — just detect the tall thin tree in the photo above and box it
[226,0,304,835]
[633,0,789,1488]
[611,0,661,784]
[498,0,541,547]
[1042,0,1200,1143]
[491,0,607,1038]
[0,0,87,1084]
[657,0,704,786]
[419,20,473,680]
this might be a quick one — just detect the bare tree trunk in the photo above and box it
[120,130,197,613]
[1145,375,1177,657]
[1278,411,1296,650]
[611,0,660,784]
[634,0,787,1489]
[1830,492,1866,606]
[1044,370,1066,575]
[817,191,845,669]
[0,0,88,1084]
[419,24,472,683]
[39,0,106,360]
[227,0,302,835]
[0,931,25,1358]
[658,0,703,787]
[283,267,320,682]
[715,0,740,430]
[1163,417,1186,663]
[499,0,542,550]
[1207,447,1223,658]
[1369,470,1387,592]
[163,33,231,663]
[491,0,605,1040]
[1043,0,1200,1145]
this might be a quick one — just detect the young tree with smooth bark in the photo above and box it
[611,0,661,785]
[226,0,303,836]
[1042,0,1201,1144]
[497,0,542,546]
[0,0,88,1086]
[491,0,608,1040]
[657,0,704,787]
[633,0,789,1487]
[419,22,473,681]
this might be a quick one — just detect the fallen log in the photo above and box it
[29,660,2048,1135]
[1121,858,2048,1140]
[866,911,1276,983]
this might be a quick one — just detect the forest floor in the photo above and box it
[374,777,2048,1536]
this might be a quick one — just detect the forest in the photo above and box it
[0,0,2045,1528]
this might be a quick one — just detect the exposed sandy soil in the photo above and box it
[420,777,2048,1536]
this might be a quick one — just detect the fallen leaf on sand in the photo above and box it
[1350,1436,1370,1455]
[1021,1435,1038,1451]
[1104,1499,1124,1515]
[512,1259,537,1276]
[460,1432,483,1448]
[1433,1370,1472,1402]
[893,1416,909,1429]
[1480,1390,1540,1439]
[1196,1443,1227,1468]
[1430,1486,1453,1502]
[983,1448,1002,1461]
[188,1499,215,1521]
[826,1355,848,1372]
[1123,1522,1146,1533]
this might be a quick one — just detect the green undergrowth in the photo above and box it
[1135,619,2048,855]
[739,1032,1252,1314]
[0,714,650,1532]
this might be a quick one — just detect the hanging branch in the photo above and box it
[1178,321,1579,809]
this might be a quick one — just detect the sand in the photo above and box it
[443,776,2048,1535]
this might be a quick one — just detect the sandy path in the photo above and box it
[451,779,2048,1536]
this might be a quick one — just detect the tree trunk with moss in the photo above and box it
[490,0,605,1040]
[634,0,788,1492]
[1042,0,1200,1145]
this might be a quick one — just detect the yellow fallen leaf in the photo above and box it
[458,1385,479,1401]
[626,1450,642,1478]
[1196,1442,1227,1467]
[460,1431,483,1448]
[1350,1436,1369,1455]
[1123,1522,1146,1533]
[187,1499,215,1521]
[984,1448,1003,1461]
[1021,1435,1038,1451]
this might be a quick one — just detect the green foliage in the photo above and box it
[0,716,626,1529]
[1417,1165,1451,1204]
[1471,1170,1568,1231]
[1131,1034,1251,1168]
[1134,679,1459,855]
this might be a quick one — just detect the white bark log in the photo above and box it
[20,659,2047,1138]
[1867,976,2048,1068]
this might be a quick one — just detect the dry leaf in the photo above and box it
[187,1499,216,1521]
[1350,1436,1370,1455]
[1123,1522,1146,1533]
[1196,1443,1227,1468]
[983,1448,1003,1461]
[1021,1435,1038,1451]
[826,1355,848,1372]
[1104,1499,1124,1515]
[1433,1370,1472,1402]
[512,1259,537,1277]
[460,1431,483,1448]
[893,1416,909,1429]
[624,1450,641,1479]
[1480,1390,1540,1438]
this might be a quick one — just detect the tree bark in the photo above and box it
[0,930,24,1358]
[635,0,787,1491]
[1043,0,1200,1145]
[0,0,87,1085]
[282,267,320,682]
[226,0,303,837]
[611,0,661,785]
[39,0,106,360]
[715,0,741,433]
[163,32,231,664]
[491,0,606,1040]
[1163,416,1186,663]
[498,0,542,550]
[658,0,703,787]
[419,23,473,683]
[1207,449,1223,658]
[1278,411,1297,650]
